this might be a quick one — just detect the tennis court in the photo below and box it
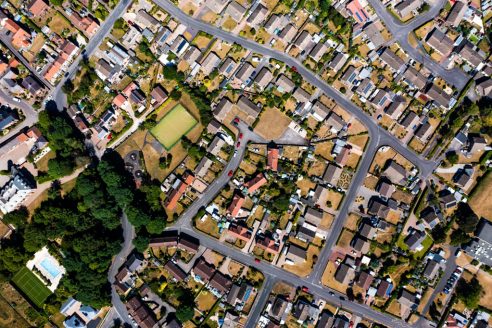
[12,267,51,308]
[151,104,198,150]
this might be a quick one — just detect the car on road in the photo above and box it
[228,170,233,177]
[329,291,335,296]
[233,150,238,157]
[443,288,449,294]
[236,142,240,148]
[301,286,309,292]
[12,97,20,102]
[239,133,243,139]
[234,117,240,123]
[339,296,345,301]
[255,258,260,263]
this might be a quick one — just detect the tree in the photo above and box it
[49,0,63,5]
[2,207,29,229]
[430,224,447,244]
[176,305,194,323]
[455,277,482,308]
[446,151,459,165]
[449,229,471,246]
[170,89,182,100]
[454,203,479,233]
[133,235,149,253]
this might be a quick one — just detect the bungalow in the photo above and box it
[371,89,392,110]
[164,261,187,282]
[213,98,234,121]
[420,207,440,229]
[165,172,195,210]
[355,79,375,99]
[267,143,279,171]
[359,222,377,240]
[225,1,246,22]
[279,23,298,43]
[219,57,237,78]
[178,233,200,253]
[294,31,313,52]
[244,172,267,194]
[150,85,168,108]
[341,66,358,85]
[285,244,307,264]
[400,111,420,130]
[192,258,215,283]
[394,0,423,18]
[379,48,405,72]
[309,42,328,62]
[183,46,202,65]
[398,289,418,310]
[195,156,213,178]
[236,96,261,120]
[439,191,457,209]
[453,166,473,188]
[311,100,330,122]
[355,271,374,290]
[425,84,452,109]
[404,229,426,251]
[334,263,355,285]
[227,194,245,217]
[325,112,346,133]
[276,74,295,93]
[363,21,385,48]
[246,4,268,26]
[207,135,226,156]
[201,52,221,76]
[385,96,407,120]
[446,0,467,27]
[426,28,454,57]
[383,160,407,185]
[235,63,255,82]
[304,207,323,226]
[209,272,233,295]
[292,87,311,105]
[227,222,252,242]
[469,135,487,154]
[415,121,433,140]
[323,163,342,186]
[328,52,349,72]
[254,67,273,90]
[27,0,48,17]
[401,66,427,90]
[458,41,484,68]
[205,0,229,13]
[21,76,43,96]
[346,0,369,24]
[351,236,370,253]
[264,15,281,34]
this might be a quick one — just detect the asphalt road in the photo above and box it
[153,0,435,177]
[0,35,52,89]
[51,0,132,109]
[365,0,469,90]
[105,213,135,328]
[0,89,38,145]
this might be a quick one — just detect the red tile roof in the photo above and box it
[227,194,245,217]
[244,173,267,194]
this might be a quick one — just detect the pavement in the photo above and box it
[365,0,469,90]
[51,0,133,109]
[0,89,38,145]
[0,35,52,89]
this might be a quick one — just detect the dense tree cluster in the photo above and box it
[449,203,479,246]
[455,277,483,308]
[37,108,88,180]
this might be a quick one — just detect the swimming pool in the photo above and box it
[40,259,61,279]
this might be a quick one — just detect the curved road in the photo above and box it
[366,0,469,90]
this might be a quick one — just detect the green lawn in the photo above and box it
[12,267,52,308]
[151,104,198,150]
[397,233,433,259]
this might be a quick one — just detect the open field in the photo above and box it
[254,107,291,140]
[0,294,30,328]
[469,171,492,220]
[476,271,492,309]
[151,104,198,150]
[11,267,51,308]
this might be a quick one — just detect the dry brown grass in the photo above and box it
[296,178,316,196]
[282,244,319,277]
[469,172,492,220]
[196,290,217,312]
[345,213,360,231]
[227,261,244,277]
[337,229,354,248]
[386,299,401,317]
[254,107,291,140]
[195,216,220,238]
[48,11,76,35]
[348,134,369,149]
[325,190,343,210]
[386,210,401,224]
[321,262,348,293]
[476,271,492,309]
[307,160,327,177]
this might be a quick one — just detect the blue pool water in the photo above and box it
[40,259,61,278]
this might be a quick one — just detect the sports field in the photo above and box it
[12,267,51,308]
[151,104,198,150]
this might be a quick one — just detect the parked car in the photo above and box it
[254,258,260,263]
[228,170,233,177]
